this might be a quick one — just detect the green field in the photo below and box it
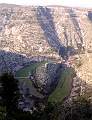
[15,62,75,103]
[48,67,75,103]
[15,62,46,98]
[16,62,43,77]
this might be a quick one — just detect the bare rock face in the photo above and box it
[0,4,92,101]
[34,62,61,94]
[0,5,57,58]
[0,4,92,58]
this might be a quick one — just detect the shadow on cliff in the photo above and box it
[0,50,51,108]
[0,50,76,94]
[0,50,50,74]
[0,50,76,95]
[0,50,77,102]
[88,11,92,21]
[68,8,84,49]
[0,50,91,109]
[37,6,78,60]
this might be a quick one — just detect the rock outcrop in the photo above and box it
[34,62,61,94]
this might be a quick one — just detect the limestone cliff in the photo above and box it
[0,4,92,100]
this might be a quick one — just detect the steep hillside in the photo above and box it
[75,53,92,98]
[0,5,92,58]
[0,4,92,101]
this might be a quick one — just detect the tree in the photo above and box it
[0,73,20,119]
[0,106,6,120]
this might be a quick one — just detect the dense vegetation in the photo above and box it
[0,73,19,119]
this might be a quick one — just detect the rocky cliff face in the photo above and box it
[34,62,61,94]
[0,4,92,58]
[0,4,92,100]
[0,5,58,58]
